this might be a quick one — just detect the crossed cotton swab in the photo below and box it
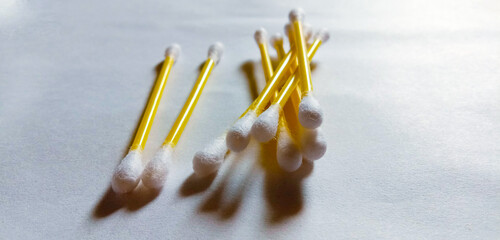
[226,26,322,153]
[141,42,224,190]
[287,23,329,161]
[111,44,181,194]
[289,8,324,129]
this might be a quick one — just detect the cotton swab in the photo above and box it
[251,28,303,172]
[285,23,313,48]
[270,33,286,60]
[285,27,329,161]
[111,44,181,194]
[141,42,224,190]
[251,30,329,143]
[192,135,227,177]
[290,8,324,129]
[301,127,327,161]
[191,30,276,176]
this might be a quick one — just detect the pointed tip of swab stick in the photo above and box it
[315,28,330,43]
[299,93,324,129]
[111,149,144,194]
[165,43,181,59]
[289,8,305,22]
[226,111,257,152]
[193,136,227,177]
[254,28,268,45]
[141,145,173,190]
[270,33,283,46]
[277,125,302,172]
[301,127,327,161]
[208,42,224,64]
[251,104,280,143]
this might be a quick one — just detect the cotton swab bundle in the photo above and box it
[141,42,223,190]
[251,31,329,143]
[289,8,324,129]
[226,37,303,152]
[111,44,180,194]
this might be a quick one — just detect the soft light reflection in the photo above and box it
[0,0,24,23]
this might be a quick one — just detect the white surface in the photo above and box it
[1,0,499,239]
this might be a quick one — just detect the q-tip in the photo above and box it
[271,33,284,46]
[165,43,181,59]
[193,136,227,177]
[111,149,144,194]
[298,93,324,129]
[226,111,257,152]
[277,125,302,172]
[289,8,305,22]
[208,42,224,64]
[285,22,312,40]
[141,145,173,190]
[251,104,280,143]
[254,28,268,45]
[301,127,327,161]
[315,28,330,43]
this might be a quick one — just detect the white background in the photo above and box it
[0,0,499,239]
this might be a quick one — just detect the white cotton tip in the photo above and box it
[254,28,268,45]
[141,145,173,190]
[251,104,280,143]
[111,149,144,194]
[207,42,224,65]
[193,136,227,177]
[277,126,302,172]
[165,43,181,59]
[315,28,330,43]
[226,111,257,152]
[289,8,305,22]
[301,128,327,161]
[303,23,313,41]
[270,33,283,46]
[298,94,324,129]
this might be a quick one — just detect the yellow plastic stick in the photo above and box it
[290,9,314,94]
[130,45,180,151]
[271,33,286,61]
[243,50,295,115]
[163,43,223,147]
[271,32,300,119]
[257,29,292,132]
[275,31,301,114]
[274,38,322,108]
[258,40,275,86]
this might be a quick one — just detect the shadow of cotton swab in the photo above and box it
[259,138,314,224]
